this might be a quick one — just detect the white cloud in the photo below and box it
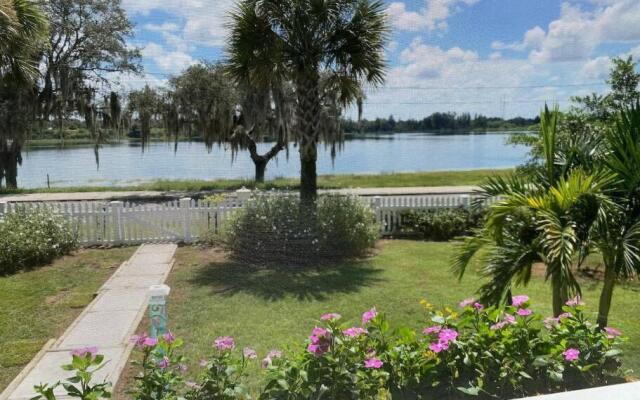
[349,38,630,119]
[143,22,180,33]
[142,42,196,73]
[123,0,235,47]
[580,56,612,80]
[494,0,640,63]
[386,0,479,32]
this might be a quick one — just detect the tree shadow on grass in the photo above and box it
[188,257,386,302]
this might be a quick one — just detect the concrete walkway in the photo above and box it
[0,244,177,400]
[0,186,481,203]
[520,381,640,399]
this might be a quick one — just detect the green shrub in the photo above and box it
[63,296,625,399]
[400,207,485,241]
[0,208,77,275]
[218,194,378,265]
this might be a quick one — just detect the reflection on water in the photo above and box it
[18,132,530,188]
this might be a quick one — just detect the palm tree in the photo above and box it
[453,107,610,316]
[0,0,47,188]
[0,0,48,82]
[227,0,388,202]
[592,103,640,327]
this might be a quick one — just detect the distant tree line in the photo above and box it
[343,113,540,133]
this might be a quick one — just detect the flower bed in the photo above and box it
[37,296,625,400]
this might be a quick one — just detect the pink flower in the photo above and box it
[473,302,484,311]
[311,327,329,338]
[71,347,98,358]
[459,298,476,308]
[343,327,367,337]
[362,307,378,324]
[199,359,208,367]
[214,336,235,351]
[243,347,257,359]
[563,348,580,362]
[438,329,458,342]
[320,313,341,321]
[490,314,517,330]
[604,327,622,339]
[158,356,170,369]
[544,317,560,329]
[267,350,282,359]
[307,342,329,357]
[429,341,450,353]
[308,329,331,357]
[422,325,442,335]
[179,364,188,372]
[511,295,529,307]
[261,349,283,367]
[516,308,533,316]
[364,358,383,369]
[559,312,573,319]
[131,334,148,347]
[143,337,158,347]
[162,331,176,344]
[565,296,585,307]
[186,381,202,390]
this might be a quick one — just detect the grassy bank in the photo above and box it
[161,240,639,390]
[1,169,512,195]
[0,248,135,392]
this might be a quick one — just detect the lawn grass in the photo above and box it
[0,169,512,195]
[165,240,640,389]
[0,248,135,392]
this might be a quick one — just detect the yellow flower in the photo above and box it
[420,299,434,310]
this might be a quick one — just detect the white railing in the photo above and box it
[0,189,492,244]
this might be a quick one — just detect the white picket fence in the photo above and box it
[0,190,492,245]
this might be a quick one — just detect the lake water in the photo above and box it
[17,132,530,188]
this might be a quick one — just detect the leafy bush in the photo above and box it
[218,194,378,265]
[0,208,77,275]
[400,207,485,241]
[41,296,624,399]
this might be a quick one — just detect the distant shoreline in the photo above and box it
[25,129,534,148]
[1,169,513,195]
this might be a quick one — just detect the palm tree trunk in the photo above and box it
[552,282,564,317]
[551,268,569,317]
[295,70,321,204]
[597,264,616,328]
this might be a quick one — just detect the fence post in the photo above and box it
[180,198,192,244]
[373,196,383,233]
[110,201,124,244]
[461,194,471,209]
[236,187,251,204]
[0,202,6,216]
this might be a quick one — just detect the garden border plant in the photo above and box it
[37,295,626,399]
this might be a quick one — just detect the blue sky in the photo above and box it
[119,0,640,119]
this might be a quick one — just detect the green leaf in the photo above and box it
[519,371,533,380]
[605,349,622,357]
[457,386,480,396]
[277,379,289,390]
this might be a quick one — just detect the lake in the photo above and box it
[17,132,530,188]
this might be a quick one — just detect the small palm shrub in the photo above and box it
[0,208,77,275]
[218,194,378,265]
[400,207,485,241]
